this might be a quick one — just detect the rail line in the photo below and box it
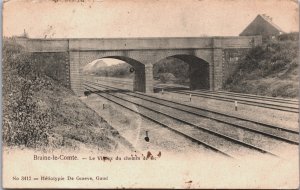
[195,89,299,104]
[85,81,299,146]
[91,77,299,113]
[171,90,299,113]
[85,80,299,133]
[90,77,297,104]
[84,83,278,158]
[83,85,231,158]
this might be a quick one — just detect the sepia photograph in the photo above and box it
[2,0,299,188]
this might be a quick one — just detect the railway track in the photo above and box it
[171,90,299,113]
[84,85,232,158]
[92,77,133,84]
[85,80,299,134]
[90,77,299,113]
[195,89,299,104]
[85,81,299,143]
[84,83,279,158]
[83,80,299,158]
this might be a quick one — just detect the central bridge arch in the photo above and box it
[153,54,210,91]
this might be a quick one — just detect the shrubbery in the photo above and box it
[153,58,189,84]
[241,41,297,77]
[158,73,176,83]
[3,38,53,148]
[92,64,133,78]
[225,33,299,97]
[30,52,69,86]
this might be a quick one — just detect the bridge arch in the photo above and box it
[83,56,146,92]
[153,54,210,90]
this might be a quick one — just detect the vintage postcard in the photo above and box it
[2,0,299,188]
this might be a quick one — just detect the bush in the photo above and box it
[159,73,176,83]
[277,32,299,41]
[2,38,53,148]
[94,63,133,78]
[153,57,189,83]
[238,40,298,76]
[224,34,299,98]
[30,52,69,86]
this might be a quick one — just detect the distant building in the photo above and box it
[240,14,285,40]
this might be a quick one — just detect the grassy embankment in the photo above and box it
[224,33,299,98]
[2,38,126,151]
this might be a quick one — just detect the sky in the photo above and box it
[3,0,299,38]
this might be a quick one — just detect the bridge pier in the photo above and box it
[133,64,153,93]
[133,65,146,92]
[212,48,224,90]
[145,64,154,93]
[69,51,84,96]
[211,39,225,91]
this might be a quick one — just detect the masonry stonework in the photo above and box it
[69,51,83,95]
[145,64,154,93]
[212,48,224,90]
[16,36,262,96]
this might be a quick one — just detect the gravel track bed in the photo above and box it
[195,90,299,102]
[83,79,299,158]
[85,78,298,130]
[114,92,295,154]
[207,92,298,105]
[84,84,271,158]
[126,92,298,141]
[84,80,298,140]
[89,76,299,107]
[81,94,219,157]
[102,92,265,158]
[158,92,298,129]
[176,90,299,108]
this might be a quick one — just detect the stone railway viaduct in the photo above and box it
[16,36,262,95]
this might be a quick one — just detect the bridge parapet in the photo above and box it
[16,36,262,52]
[213,36,262,48]
[16,38,69,52]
